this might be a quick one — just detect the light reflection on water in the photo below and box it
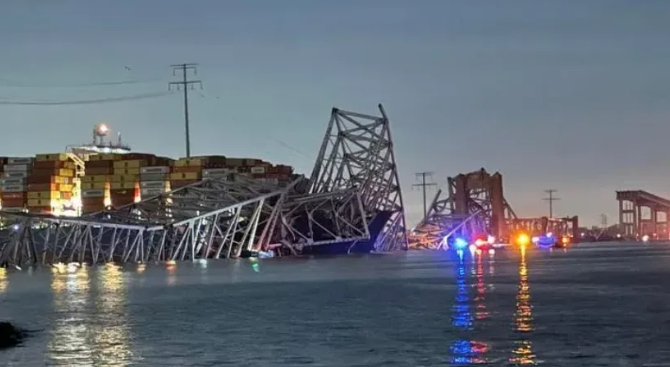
[47,264,132,367]
[510,245,537,365]
[449,251,490,365]
[0,268,8,293]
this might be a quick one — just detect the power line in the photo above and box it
[413,172,437,218]
[169,63,202,158]
[0,92,171,105]
[0,77,166,88]
[542,189,560,218]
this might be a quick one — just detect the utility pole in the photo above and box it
[169,63,202,158]
[413,172,437,218]
[542,189,560,218]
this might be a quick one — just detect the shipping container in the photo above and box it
[170,179,199,189]
[80,182,107,190]
[33,160,75,170]
[35,153,69,162]
[1,207,27,212]
[80,175,109,183]
[140,173,168,182]
[113,160,147,169]
[250,166,266,174]
[202,168,233,177]
[27,207,53,214]
[170,172,201,181]
[81,197,106,206]
[1,192,25,200]
[85,160,115,169]
[172,166,201,174]
[82,189,105,198]
[140,180,169,189]
[1,184,26,193]
[3,171,29,179]
[173,158,204,167]
[31,168,73,177]
[140,166,170,175]
[87,153,123,161]
[27,199,59,207]
[1,198,26,208]
[84,167,113,175]
[0,177,26,186]
[110,174,138,182]
[110,182,136,190]
[113,168,140,176]
[3,164,31,172]
[7,157,33,165]
[27,191,61,200]
[225,158,244,167]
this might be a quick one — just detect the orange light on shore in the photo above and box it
[561,236,570,245]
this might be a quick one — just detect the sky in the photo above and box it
[0,0,669,227]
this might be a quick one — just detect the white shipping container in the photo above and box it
[140,166,170,175]
[140,188,166,196]
[140,181,169,189]
[1,207,26,212]
[3,164,31,172]
[82,189,105,198]
[203,168,231,175]
[250,166,266,174]
[140,173,168,181]
[3,171,28,179]
[0,177,26,185]
[7,157,33,165]
[1,184,26,193]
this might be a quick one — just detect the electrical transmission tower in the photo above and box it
[413,172,437,218]
[542,189,560,218]
[169,63,202,158]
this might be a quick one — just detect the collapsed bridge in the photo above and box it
[410,168,579,249]
[0,104,407,267]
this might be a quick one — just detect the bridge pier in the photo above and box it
[616,190,670,239]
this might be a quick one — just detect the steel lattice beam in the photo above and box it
[309,104,407,251]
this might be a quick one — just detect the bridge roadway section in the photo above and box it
[0,104,408,267]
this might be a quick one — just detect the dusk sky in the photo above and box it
[1,0,669,227]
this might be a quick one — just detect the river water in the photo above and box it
[0,242,668,366]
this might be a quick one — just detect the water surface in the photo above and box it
[1,242,669,366]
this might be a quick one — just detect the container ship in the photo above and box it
[0,123,295,217]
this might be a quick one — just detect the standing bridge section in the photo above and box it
[410,168,579,249]
[0,104,407,267]
[616,190,670,239]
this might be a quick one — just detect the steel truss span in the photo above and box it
[410,168,578,250]
[0,104,407,267]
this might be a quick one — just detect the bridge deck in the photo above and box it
[616,190,670,208]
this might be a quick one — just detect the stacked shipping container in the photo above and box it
[80,153,115,214]
[140,165,171,198]
[28,154,75,215]
[1,157,34,212]
[80,153,175,213]
[0,151,295,215]
[171,156,294,189]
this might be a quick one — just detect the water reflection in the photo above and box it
[91,264,133,366]
[48,265,94,365]
[48,264,133,366]
[510,246,537,365]
[166,260,177,286]
[449,251,488,364]
[0,268,8,293]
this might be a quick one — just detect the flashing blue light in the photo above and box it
[454,237,468,249]
[536,234,556,248]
